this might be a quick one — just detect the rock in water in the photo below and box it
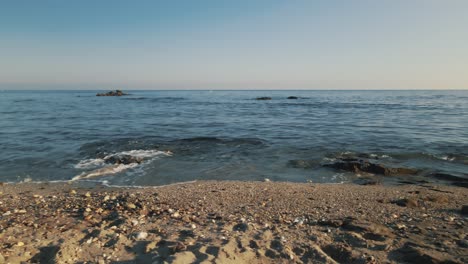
[256,97,272,100]
[104,155,143,165]
[323,158,418,176]
[96,90,128,96]
[287,96,298,99]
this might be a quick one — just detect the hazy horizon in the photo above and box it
[1,0,468,90]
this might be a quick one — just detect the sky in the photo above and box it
[1,0,467,90]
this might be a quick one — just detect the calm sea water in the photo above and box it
[1,90,467,186]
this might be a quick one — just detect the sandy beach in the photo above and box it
[0,181,467,263]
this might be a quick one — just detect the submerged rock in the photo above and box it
[323,158,418,176]
[287,96,298,99]
[96,90,128,96]
[256,97,272,100]
[428,173,468,188]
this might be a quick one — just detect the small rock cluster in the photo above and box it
[96,90,128,96]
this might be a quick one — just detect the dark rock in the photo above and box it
[96,90,128,96]
[461,205,468,215]
[233,223,249,232]
[323,158,418,176]
[393,198,419,208]
[342,219,394,241]
[104,155,143,165]
[396,243,461,264]
[256,97,272,100]
[249,240,259,249]
[287,96,298,99]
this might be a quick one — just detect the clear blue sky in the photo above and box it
[1,0,467,89]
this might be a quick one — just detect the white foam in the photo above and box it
[105,149,172,159]
[439,155,455,161]
[72,149,172,181]
[74,158,105,169]
[71,163,139,181]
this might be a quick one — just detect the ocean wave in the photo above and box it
[74,158,106,169]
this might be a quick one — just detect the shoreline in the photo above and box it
[1,181,467,263]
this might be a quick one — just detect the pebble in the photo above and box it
[70,190,77,195]
[191,224,197,229]
[85,192,91,197]
[17,241,25,247]
[396,224,407,230]
[126,203,136,209]
[136,232,148,240]
[3,211,11,216]
[131,219,139,226]
[172,212,180,218]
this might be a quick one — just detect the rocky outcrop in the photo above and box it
[96,90,128,96]
[323,158,418,176]
[104,155,143,165]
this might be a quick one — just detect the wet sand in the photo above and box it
[0,181,467,263]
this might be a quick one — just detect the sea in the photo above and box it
[1,90,467,187]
